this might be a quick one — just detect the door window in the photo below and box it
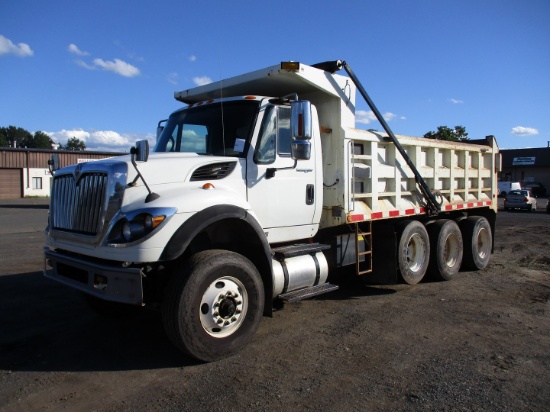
[254,106,291,164]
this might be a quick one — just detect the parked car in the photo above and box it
[546,198,550,214]
[521,182,547,198]
[504,189,537,212]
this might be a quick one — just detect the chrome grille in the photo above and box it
[51,172,108,235]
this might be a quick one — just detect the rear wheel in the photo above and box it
[460,216,492,270]
[162,250,264,362]
[427,220,463,281]
[396,220,430,284]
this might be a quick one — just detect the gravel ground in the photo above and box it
[0,203,548,411]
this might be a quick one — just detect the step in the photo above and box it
[272,243,330,260]
[278,283,339,303]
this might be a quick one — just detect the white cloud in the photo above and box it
[192,76,212,86]
[93,58,140,78]
[166,72,178,85]
[75,59,96,70]
[47,129,155,152]
[449,98,464,104]
[68,43,89,56]
[0,34,33,57]
[356,110,396,124]
[511,126,539,136]
[189,55,197,62]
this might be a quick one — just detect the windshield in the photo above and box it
[154,100,260,157]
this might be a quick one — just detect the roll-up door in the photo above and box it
[0,169,22,199]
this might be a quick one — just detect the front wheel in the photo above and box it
[162,250,264,362]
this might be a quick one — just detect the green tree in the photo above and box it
[424,125,469,142]
[0,131,8,147]
[20,131,55,149]
[0,125,31,147]
[64,136,86,151]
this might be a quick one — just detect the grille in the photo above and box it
[51,172,108,235]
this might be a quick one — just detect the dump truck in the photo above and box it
[44,60,499,361]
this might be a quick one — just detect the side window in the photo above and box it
[254,105,292,164]
[255,106,277,164]
[277,107,291,156]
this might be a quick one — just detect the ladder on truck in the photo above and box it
[354,222,373,275]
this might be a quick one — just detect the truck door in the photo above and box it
[246,104,318,242]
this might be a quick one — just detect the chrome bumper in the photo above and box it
[43,248,144,305]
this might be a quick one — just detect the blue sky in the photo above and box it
[1,0,548,151]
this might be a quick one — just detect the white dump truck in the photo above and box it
[44,60,499,361]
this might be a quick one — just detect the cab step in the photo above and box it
[278,283,339,303]
[272,242,330,260]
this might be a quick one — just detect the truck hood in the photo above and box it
[65,152,242,187]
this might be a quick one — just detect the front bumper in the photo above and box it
[43,248,144,305]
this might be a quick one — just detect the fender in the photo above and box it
[160,204,274,315]
[160,204,269,260]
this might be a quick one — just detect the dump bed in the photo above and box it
[319,128,498,229]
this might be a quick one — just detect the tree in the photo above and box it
[20,131,54,149]
[424,125,469,142]
[64,136,86,151]
[0,126,55,149]
[0,125,31,148]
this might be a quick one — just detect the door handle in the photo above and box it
[306,184,314,205]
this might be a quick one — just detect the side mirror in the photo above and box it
[156,119,167,141]
[291,100,312,140]
[48,154,60,174]
[290,100,313,160]
[291,140,311,160]
[132,140,149,162]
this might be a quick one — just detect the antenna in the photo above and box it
[218,52,226,155]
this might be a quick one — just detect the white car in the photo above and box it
[504,189,537,212]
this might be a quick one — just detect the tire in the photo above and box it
[427,220,463,281]
[162,250,264,362]
[460,216,492,271]
[396,220,430,285]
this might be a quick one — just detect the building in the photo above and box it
[499,146,550,197]
[0,148,124,199]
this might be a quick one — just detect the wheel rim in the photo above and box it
[200,276,248,338]
[443,233,460,267]
[476,227,490,259]
[406,233,427,272]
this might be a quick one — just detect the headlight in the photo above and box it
[108,212,169,244]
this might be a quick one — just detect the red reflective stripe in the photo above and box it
[371,212,383,219]
[348,214,364,222]
[405,209,415,215]
[389,210,400,217]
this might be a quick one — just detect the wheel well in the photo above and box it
[161,207,273,316]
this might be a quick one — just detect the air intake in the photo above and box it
[190,162,237,181]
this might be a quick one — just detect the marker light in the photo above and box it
[281,62,300,71]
